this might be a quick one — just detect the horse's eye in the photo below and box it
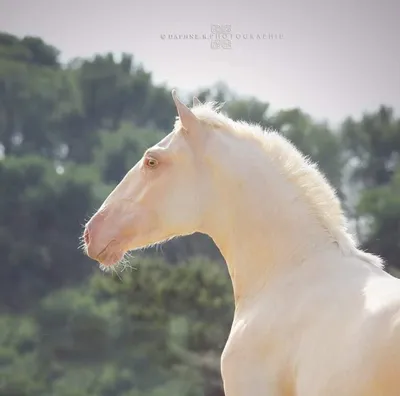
[145,157,158,168]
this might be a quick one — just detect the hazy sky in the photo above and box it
[1,0,399,124]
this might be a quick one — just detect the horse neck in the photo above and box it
[202,136,338,304]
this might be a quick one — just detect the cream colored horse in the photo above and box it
[83,90,400,396]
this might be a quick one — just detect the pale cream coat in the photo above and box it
[83,90,400,396]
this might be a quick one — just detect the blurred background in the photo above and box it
[0,1,399,395]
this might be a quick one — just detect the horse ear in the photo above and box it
[172,89,199,131]
[193,96,202,107]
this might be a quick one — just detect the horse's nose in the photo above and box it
[83,226,90,246]
[83,210,108,259]
[83,221,97,259]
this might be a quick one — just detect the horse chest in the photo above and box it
[221,310,295,396]
[226,309,276,351]
[221,303,293,388]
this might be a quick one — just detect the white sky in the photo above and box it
[1,0,399,125]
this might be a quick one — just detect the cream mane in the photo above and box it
[175,102,383,267]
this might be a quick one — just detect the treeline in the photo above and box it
[0,32,399,396]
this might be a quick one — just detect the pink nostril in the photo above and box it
[84,227,90,246]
